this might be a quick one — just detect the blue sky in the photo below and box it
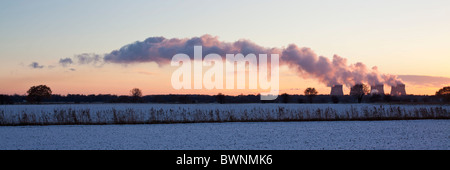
[1,0,449,95]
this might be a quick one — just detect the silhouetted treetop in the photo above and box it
[27,85,52,104]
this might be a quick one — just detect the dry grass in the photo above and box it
[0,105,448,126]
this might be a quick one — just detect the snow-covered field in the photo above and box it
[0,120,448,150]
[1,104,448,149]
[0,104,448,125]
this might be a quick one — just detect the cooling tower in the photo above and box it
[349,84,365,96]
[390,83,406,96]
[330,84,344,96]
[370,84,384,95]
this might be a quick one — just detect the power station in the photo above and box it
[370,84,384,95]
[390,83,407,96]
[330,83,406,95]
[330,84,344,96]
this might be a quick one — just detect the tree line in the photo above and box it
[0,85,449,104]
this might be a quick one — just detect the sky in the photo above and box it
[0,0,449,96]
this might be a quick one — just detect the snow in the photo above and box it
[0,120,448,150]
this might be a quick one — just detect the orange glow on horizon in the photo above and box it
[0,62,447,96]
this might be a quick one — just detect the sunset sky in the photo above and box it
[1,0,449,96]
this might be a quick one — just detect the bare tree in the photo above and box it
[350,84,369,103]
[27,85,52,104]
[130,88,143,103]
[436,86,450,102]
[304,87,318,103]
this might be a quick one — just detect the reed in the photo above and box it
[0,105,448,126]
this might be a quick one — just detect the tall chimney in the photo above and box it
[390,83,406,96]
[370,84,384,95]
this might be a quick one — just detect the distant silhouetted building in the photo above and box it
[370,84,384,95]
[390,83,406,96]
[330,84,344,96]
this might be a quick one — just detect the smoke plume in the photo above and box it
[66,34,403,87]
[281,44,402,87]
[103,35,279,65]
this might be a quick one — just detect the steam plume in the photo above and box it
[66,34,403,87]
